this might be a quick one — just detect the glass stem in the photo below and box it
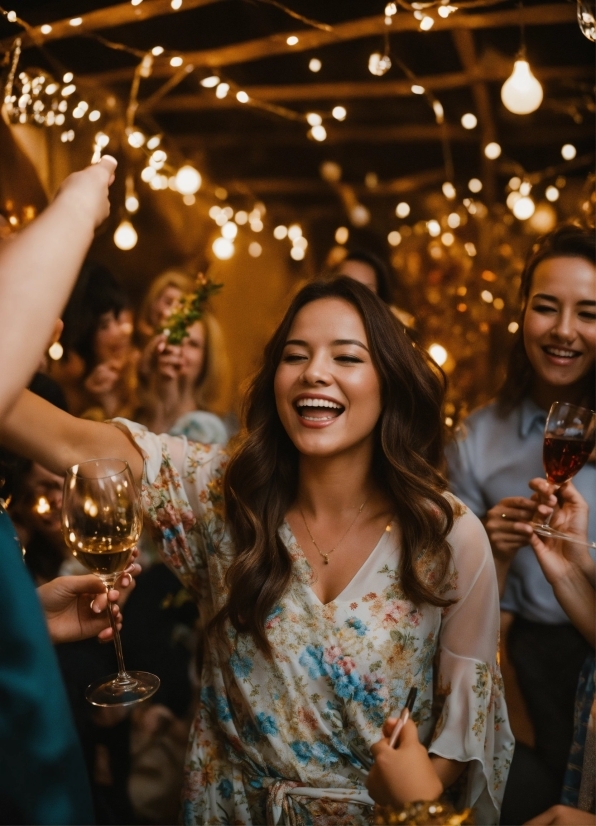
[104,581,133,685]
[541,476,559,527]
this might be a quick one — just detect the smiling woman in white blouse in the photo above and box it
[1,277,513,825]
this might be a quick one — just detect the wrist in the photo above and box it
[53,189,97,236]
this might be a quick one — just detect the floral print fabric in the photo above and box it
[114,420,514,825]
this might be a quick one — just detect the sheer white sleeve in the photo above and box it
[428,501,514,824]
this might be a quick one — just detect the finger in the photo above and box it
[370,739,387,758]
[397,718,419,746]
[98,155,118,181]
[524,807,557,825]
[382,717,397,738]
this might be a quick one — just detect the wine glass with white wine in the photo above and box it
[62,458,160,706]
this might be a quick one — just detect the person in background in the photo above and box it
[135,269,193,349]
[446,224,595,817]
[332,249,415,330]
[135,273,233,443]
[50,263,138,421]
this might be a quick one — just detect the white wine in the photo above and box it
[73,536,134,577]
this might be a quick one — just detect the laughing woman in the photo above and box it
[1,278,513,825]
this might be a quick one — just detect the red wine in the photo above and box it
[543,436,593,485]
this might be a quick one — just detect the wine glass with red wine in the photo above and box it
[532,402,596,547]
[62,458,160,706]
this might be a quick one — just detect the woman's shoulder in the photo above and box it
[443,492,492,571]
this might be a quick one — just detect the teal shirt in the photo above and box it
[0,506,94,824]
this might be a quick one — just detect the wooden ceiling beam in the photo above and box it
[144,64,593,112]
[1,0,224,50]
[173,122,593,148]
[78,4,576,85]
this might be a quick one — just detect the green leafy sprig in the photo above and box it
[160,274,223,345]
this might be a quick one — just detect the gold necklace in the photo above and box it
[299,500,367,565]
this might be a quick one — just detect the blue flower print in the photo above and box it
[346,616,368,637]
[256,713,279,736]
[230,651,253,678]
[290,740,313,765]
[200,685,216,707]
[216,694,233,722]
[217,778,233,800]
[299,645,326,680]
[311,741,339,768]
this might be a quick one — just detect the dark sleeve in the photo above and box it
[0,509,94,825]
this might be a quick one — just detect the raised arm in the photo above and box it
[0,389,144,483]
[0,156,117,421]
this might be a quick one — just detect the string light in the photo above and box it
[442,182,456,199]
[40,24,52,34]
[125,194,139,213]
[561,143,577,160]
[236,91,249,103]
[114,220,138,250]
[248,242,262,257]
[151,46,164,56]
[335,226,349,244]
[175,165,201,194]
[368,52,391,76]
[484,142,501,159]
[131,0,143,5]
[438,5,458,17]
[146,135,161,149]
[332,106,347,121]
[468,178,483,193]
[306,112,322,126]
[411,84,425,95]
[447,212,461,228]
[216,83,230,99]
[508,321,519,333]
[309,125,327,141]
[290,246,305,260]
[396,202,410,218]
[170,56,183,67]
[419,15,435,30]
[512,195,535,219]
[501,58,543,114]
[201,75,220,87]
[309,58,322,72]
[388,230,402,246]
[481,290,494,303]
[427,220,441,237]
[428,344,448,366]
[127,130,145,147]
[461,113,477,129]
[519,180,532,195]
[235,210,248,225]
[212,237,234,260]
[286,35,299,46]
[69,18,83,27]
[273,225,288,239]
[350,204,370,226]
[171,0,182,8]
[441,232,454,246]
[545,185,560,202]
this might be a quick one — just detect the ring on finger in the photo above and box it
[501,513,507,520]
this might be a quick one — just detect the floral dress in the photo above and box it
[114,420,514,826]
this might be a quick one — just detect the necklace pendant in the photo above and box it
[323,554,329,564]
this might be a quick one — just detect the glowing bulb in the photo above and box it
[171,0,182,8]
[508,321,519,333]
[420,15,434,29]
[288,224,302,240]
[388,230,402,246]
[385,2,397,14]
[88,110,101,121]
[45,83,58,95]
[61,84,76,96]
[509,176,521,190]
[221,221,238,240]
[286,35,299,46]
[212,237,234,260]
[114,220,138,251]
[428,344,448,366]
[235,210,248,225]
[368,52,391,76]
[170,56,183,67]
[441,232,454,246]
[216,83,230,99]
[561,144,576,160]
[290,246,305,261]
[468,178,483,193]
[127,130,145,148]
[519,181,532,196]
[481,290,494,303]
[248,242,262,257]
[125,194,139,213]
[95,132,110,148]
[335,226,349,244]
[309,125,327,142]
[396,202,410,218]
[433,101,444,122]
[146,135,161,149]
[273,225,288,240]
[501,59,543,115]
[442,182,456,200]
[411,85,425,95]
[350,204,370,227]
[152,46,164,56]
[306,112,322,126]
[545,186,559,202]
[512,195,535,220]
[309,58,322,72]
[332,106,347,121]
[427,220,441,237]
[465,242,476,256]
[293,236,308,250]
[236,91,249,103]
[41,24,52,34]
[69,17,83,26]
[201,75,220,87]
[48,341,63,360]
[174,165,201,195]
[484,142,501,159]
[63,72,74,83]
[132,0,143,5]
[461,113,477,129]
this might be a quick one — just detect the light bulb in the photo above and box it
[216,83,230,99]
[170,56,183,67]
[512,195,535,220]
[309,58,322,72]
[306,112,322,126]
[290,246,305,261]
[447,212,460,228]
[114,220,138,250]
[309,125,327,142]
[484,141,501,159]
[561,143,577,160]
[88,110,101,122]
[127,130,145,148]
[428,344,448,366]
[151,46,164,56]
[396,202,410,218]
[320,161,342,182]
[368,52,391,76]
[175,165,201,194]
[461,113,477,129]
[388,231,402,246]
[335,226,349,244]
[427,220,441,237]
[125,195,139,213]
[442,182,456,199]
[286,35,299,46]
[332,106,347,121]
[288,224,302,240]
[41,24,52,34]
[419,15,434,29]
[411,84,425,95]
[248,242,262,257]
[545,185,559,202]
[501,59,543,115]
[236,91,249,103]
[201,75,220,87]
[468,178,483,193]
[221,221,238,240]
[212,237,234,260]
[350,204,370,227]
[273,225,287,240]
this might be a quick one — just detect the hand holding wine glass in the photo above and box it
[62,458,159,706]
[532,402,596,548]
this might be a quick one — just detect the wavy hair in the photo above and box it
[215,277,454,655]
[497,223,596,414]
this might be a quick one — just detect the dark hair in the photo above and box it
[497,224,596,413]
[336,249,396,304]
[214,277,454,655]
[61,262,129,373]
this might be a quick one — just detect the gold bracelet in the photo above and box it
[372,800,474,825]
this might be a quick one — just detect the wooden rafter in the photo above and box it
[142,65,593,112]
[77,4,576,85]
[1,0,224,50]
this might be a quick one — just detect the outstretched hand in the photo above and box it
[55,155,117,229]
[37,553,141,644]
[366,718,443,807]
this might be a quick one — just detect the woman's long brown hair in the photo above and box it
[214,277,454,655]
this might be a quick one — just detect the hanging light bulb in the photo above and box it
[501,57,543,114]
[512,195,536,220]
[368,52,391,76]
[175,165,202,194]
[114,220,138,250]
